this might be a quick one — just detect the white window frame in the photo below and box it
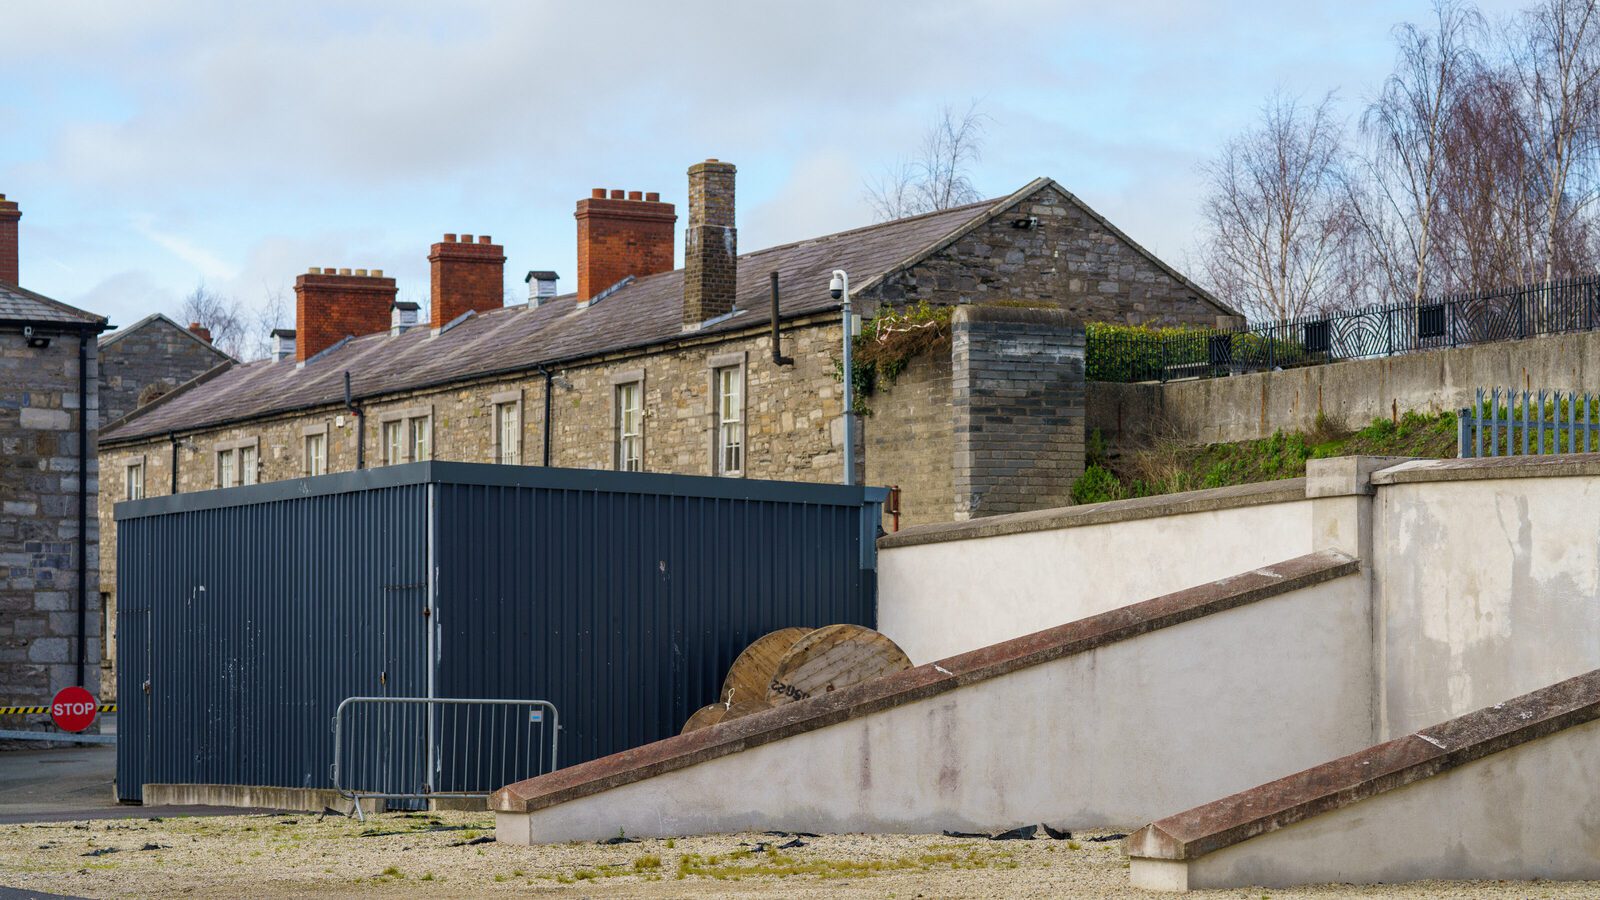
[213,438,258,488]
[491,390,523,465]
[302,424,328,477]
[709,352,746,477]
[125,457,145,501]
[610,370,645,472]
[378,406,433,466]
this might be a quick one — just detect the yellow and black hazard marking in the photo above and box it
[0,703,117,715]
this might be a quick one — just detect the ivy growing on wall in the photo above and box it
[833,301,955,413]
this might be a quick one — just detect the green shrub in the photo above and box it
[1070,464,1124,505]
[1084,322,1309,383]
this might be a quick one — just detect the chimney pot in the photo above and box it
[574,185,676,302]
[429,234,506,328]
[308,267,322,275]
[444,233,457,243]
[355,268,368,277]
[187,322,213,344]
[645,191,660,202]
[627,190,643,201]
[373,269,383,277]
[294,267,397,362]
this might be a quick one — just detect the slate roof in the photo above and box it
[0,281,108,328]
[99,312,237,361]
[101,178,1223,444]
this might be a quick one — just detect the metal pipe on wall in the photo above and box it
[76,332,88,688]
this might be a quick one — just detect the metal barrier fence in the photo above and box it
[331,697,558,817]
[1088,275,1600,383]
[1458,388,1600,458]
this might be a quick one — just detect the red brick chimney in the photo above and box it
[293,267,397,363]
[188,322,212,344]
[429,234,506,328]
[684,160,737,324]
[575,189,676,303]
[0,193,19,285]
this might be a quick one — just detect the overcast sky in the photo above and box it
[0,1,1527,335]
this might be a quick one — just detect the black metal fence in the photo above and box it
[1088,276,1600,383]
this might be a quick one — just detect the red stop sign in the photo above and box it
[51,686,97,733]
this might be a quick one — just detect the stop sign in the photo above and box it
[51,686,97,733]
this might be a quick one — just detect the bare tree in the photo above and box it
[176,282,247,359]
[1196,92,1356,321]
[1350,0,1484,303]
[248,286,290,361]
[865,101,990,220]
[1509,0,1600,280]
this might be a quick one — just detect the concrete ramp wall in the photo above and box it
[1372,456,1600,737]
[495,551,1368,844]
[1128,670,1600,891]
[878,480,1313,661]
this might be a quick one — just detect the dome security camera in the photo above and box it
[828,273,844,301]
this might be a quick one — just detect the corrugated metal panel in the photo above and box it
[115,463,885,802]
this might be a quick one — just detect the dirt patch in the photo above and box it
[0,811,1595,898]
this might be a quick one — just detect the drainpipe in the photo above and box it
[537,365,554,466]
[770,271,792,366]
[168,432,180,493]
[344,371,364,470]
[76,332,88,689]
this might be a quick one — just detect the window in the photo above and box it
[408,416,431,461]
[217,448,236,488]
[714,365,744,476]
[305,432,327,476]
[379,408,431,466]
[614,381,642,471]
[239,444,258,485]
[125,461,144,501]
[382,420,403,466]
[492,396,522,465]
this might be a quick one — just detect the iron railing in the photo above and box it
[1088,275,1600,383]
[1458,388,1600,458]
[331,696,558,818]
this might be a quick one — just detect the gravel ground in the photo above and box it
[0,811,1595,898]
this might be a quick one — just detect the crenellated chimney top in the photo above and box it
[429,233,506,328]
[574,188,675,303]
[293,267,397,363]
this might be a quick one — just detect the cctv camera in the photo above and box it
[22,326,32,338]
[828,275,843,300]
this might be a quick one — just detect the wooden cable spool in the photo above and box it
[717,626,810,710]
[764,624,912,707]
[682,627,809,734]
[680,703,727,735]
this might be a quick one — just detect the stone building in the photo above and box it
[98,313,233,426]
[97,163,1232,670]
[0,192,111,720]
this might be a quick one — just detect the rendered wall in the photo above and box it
[499,571,1372,843]
[1374,470,1600,737]
[878,485,1313,662]
[1154,719,1600,890]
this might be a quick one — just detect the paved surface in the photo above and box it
[0,743,285,825]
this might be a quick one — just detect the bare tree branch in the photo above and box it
[865,101,990,221]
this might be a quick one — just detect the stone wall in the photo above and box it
[0,332,100,714]
[1087,328,1600,448]
[869,184,1228,328]
[99,318,229,426]
[864,348,954,530]
[952,305,1085,519]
